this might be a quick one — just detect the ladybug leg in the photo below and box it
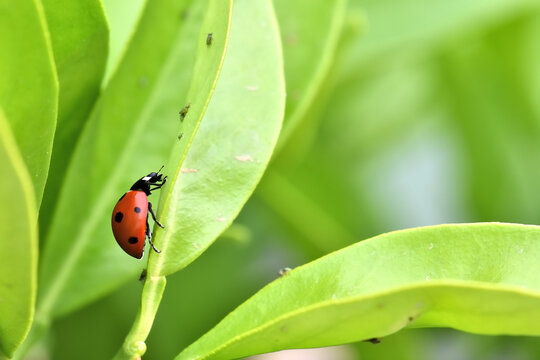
[146,213,161,254]
[148,238,161,254]
[145,216,152,239]
[149,176,167,192]
[148,202,165,228]
[150,182,166,192]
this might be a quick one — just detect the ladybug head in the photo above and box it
[130,167,166,195]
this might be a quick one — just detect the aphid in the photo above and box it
[278,267,292,277]
[206,33,213,46]
[364,338,382,344]
[111,168,167,259]
[179,103,190,121]
[139,268,147,282]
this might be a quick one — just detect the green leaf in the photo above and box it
[149,0,285,277]
[114,0,235,355]
[37,0,224,320]
[39,0,109,238]
[272,0,346,150]
[115,0,284,356]
[0,109,38,359]
[0,0,58,208]
[101,0,146,86]
[177,223,540,360]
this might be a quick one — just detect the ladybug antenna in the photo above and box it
[157,165,164,174]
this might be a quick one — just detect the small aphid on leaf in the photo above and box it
[178,132,184,141]
[179,103,191,121]
[364,338,382,344]
[206,33,213,46]
[139,268,147,282]
[278,267,292,277]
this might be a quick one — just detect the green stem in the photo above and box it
[114,275,167,360]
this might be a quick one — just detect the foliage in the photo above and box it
[1,0,540,359]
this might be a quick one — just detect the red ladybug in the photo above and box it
[111,168,167,259]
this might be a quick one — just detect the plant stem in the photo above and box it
[114,275,167,360]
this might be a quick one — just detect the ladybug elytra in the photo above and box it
[111,168,167,259]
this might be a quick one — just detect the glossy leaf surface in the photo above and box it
[273,0,346,149]
[148,0,285,276]
[39,0,108,236]
[0,110,38,358]
[177,223,540,359]
[0,0,58,207]
[38,0,228,318]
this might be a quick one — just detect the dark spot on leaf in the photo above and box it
[139,269,147,282]
[364,338,382,344]
[114,212,124,223]
[128,237,138,244]
[179,103,190,121]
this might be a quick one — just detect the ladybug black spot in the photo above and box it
[128,237,138,244]
[134,206,141,213]
[114,212,124,223]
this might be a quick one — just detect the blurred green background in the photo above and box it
[45,0,540,359]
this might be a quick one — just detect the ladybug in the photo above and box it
[111,168,167,259]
